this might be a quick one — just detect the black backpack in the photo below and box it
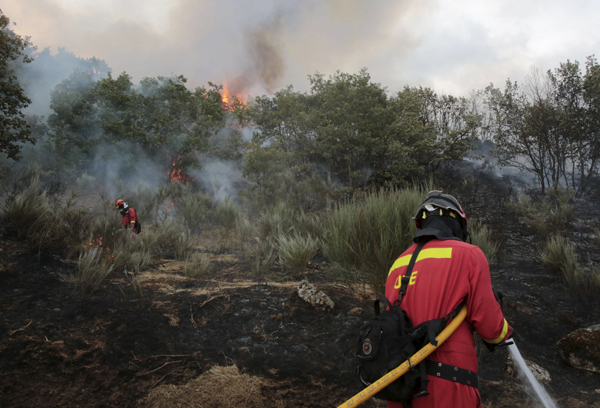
[355,242,463,404]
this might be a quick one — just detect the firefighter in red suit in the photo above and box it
[115,199,139,233]
[385,191,513,408]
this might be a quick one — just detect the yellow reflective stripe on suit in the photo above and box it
[484,319,509,344]
[388,248,453,276]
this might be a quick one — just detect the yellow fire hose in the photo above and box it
[337,304,468,408]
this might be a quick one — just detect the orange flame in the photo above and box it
[222,81,231,105]
[86,235,103,247]
[221,80,247,108]
[169,155,186,183]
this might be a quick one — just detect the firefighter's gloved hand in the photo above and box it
[484,328,515,352]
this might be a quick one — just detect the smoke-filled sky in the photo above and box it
[4,0,600,98]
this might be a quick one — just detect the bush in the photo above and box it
[175,191,214,232]
[3,176,53,238]
[75,172,95,191]
[250,237,277,278]
[112,239,153,273]
[183,252,212,280]
[3,179,91,258]
[215,197,240,230]
[151,219,196,260]
[275,232,319,278]
[322,187,423,296]
[258,201,296,240]
[508,188,575,236]
[469,220,500,266]
[60,247,114,304]
[235,214,256,253]
[539,235,594,295]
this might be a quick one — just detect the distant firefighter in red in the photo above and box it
[115,199,141,234]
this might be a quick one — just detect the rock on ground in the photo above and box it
[556,324,600,374]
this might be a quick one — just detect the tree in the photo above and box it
[486,58,600,193]
[0,9,34,160]
[96,73,227,173]
[249,70,477,189]
[47,69,100,165]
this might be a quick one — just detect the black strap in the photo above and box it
[396,242,426,306]
[425,360,478,388]
[374,296,393,315]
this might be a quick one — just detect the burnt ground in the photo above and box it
[1,192,600,407]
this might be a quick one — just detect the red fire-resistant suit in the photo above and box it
[384,239,513,408]
[121,207,139,233]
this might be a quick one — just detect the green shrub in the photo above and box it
[3,180,91,258]
[469,220,500,266]
[258,201,296,240]
[275,232,319,278]
[89,210,125,253]
[113,240,152,273]
[183,252,212,280]
[215,197,240,230]
[322,186,423,296]
[150,219,196,260]
[293,210,325,240]
[540,235,585,294]
[60,247,114,304]
[75,172,95,191]
[508,188,575,236]
[251,237,277,278]
[175,191,214,232]
[3,176,53,238]
[235,214,256,253]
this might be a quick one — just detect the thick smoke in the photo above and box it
[4,0,428,99]
[189,158,246,203]
[17,47,111,116]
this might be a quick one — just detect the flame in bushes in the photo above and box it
[169,155,187,183]
[222,81,231,105]
[221,80,247,109]
[86,235,103,247]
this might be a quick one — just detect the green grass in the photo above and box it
[275,232,319,278]
[183,252,212,280]
[59,247,114,305]
[539,235,600,296]
[508,187,575,236]
[469,220,500,266]
[322,186,424,296]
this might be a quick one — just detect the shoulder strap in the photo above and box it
[395,242,426,306]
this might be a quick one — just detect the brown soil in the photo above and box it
[1,216,599,407]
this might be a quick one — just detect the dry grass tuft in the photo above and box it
[183,252,212,280]
[323,186,423,296]
[469,220,500,266]
[59,248,114,304]
[508,187,575,236]
[539,235,600,297]
[275,232,319,278]
[143,364,283,408]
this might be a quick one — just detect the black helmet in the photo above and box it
[413,190,467,229]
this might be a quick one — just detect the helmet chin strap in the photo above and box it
[119,203,129,216]
[414,215,467,243]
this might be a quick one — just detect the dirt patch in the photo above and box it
[143,364,283,408]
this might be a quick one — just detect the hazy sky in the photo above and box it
[4,0,600,98]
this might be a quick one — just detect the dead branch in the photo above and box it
[136,360,183,376]
[190,302,197,328]
[150,368,180,389]
[147,354,194,359]
[200,294,225,308]
[9,319,32,336]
